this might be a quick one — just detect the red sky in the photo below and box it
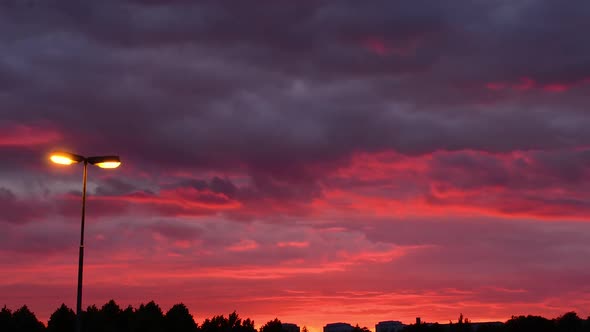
[1,1,590,332]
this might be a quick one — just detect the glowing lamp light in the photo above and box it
[49,152,121,169]
[87,156,122,169]
[50,152,84,165]
[50,155,77,165]
[95,161,121,169]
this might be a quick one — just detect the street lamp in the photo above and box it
[50,151,121,332]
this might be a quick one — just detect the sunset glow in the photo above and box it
[1,1,590,332]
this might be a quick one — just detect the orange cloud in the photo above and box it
[0,125,62,147]
[86,187,241,216]
[226,239,260,252]
[485,77,590,93]
[277,241,310,248]
[316,149,590,221]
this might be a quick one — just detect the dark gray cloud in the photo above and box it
[172,176,238,198]
[147,219,202,241]
[1,0,589,184]
[0,219,77,255]
[94,177,142,196]
[168,174,321,219]
[428,148,590,191]
[0,187,48,224]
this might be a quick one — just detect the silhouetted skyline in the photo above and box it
[2,301,590,332]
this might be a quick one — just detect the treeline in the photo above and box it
[2,301,590,332]
[404,313,590,332]
[0,300,288,332]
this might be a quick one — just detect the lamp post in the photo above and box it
[50,151,121,332]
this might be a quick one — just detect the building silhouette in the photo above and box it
[324,322,353,332]
[282,323,301,332]
[376,321,405,332]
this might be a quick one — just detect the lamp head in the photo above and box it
[50,152,85,165]
[87,156,121,169]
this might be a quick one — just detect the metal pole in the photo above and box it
[76,160,88,332]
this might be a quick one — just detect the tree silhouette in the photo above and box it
[352,324,371,332]
[260,318,282,332]
[83,304,102,332]
[133,301,165,332]
[229,311,244,332]
[47,303,75,332]
[240,318,256,332]
[506,315,555,332]
[12,305,45,332]
[0,306,16,332]
[165,303,198,332]
[240,316,256,332]
[201,311,256,332]
[302,326,309,332]
[100,300,123,332]
[121,305,135,332]
[201,314,230,332]
[555,312,583,332]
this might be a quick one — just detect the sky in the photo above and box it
[1,0,590,331]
